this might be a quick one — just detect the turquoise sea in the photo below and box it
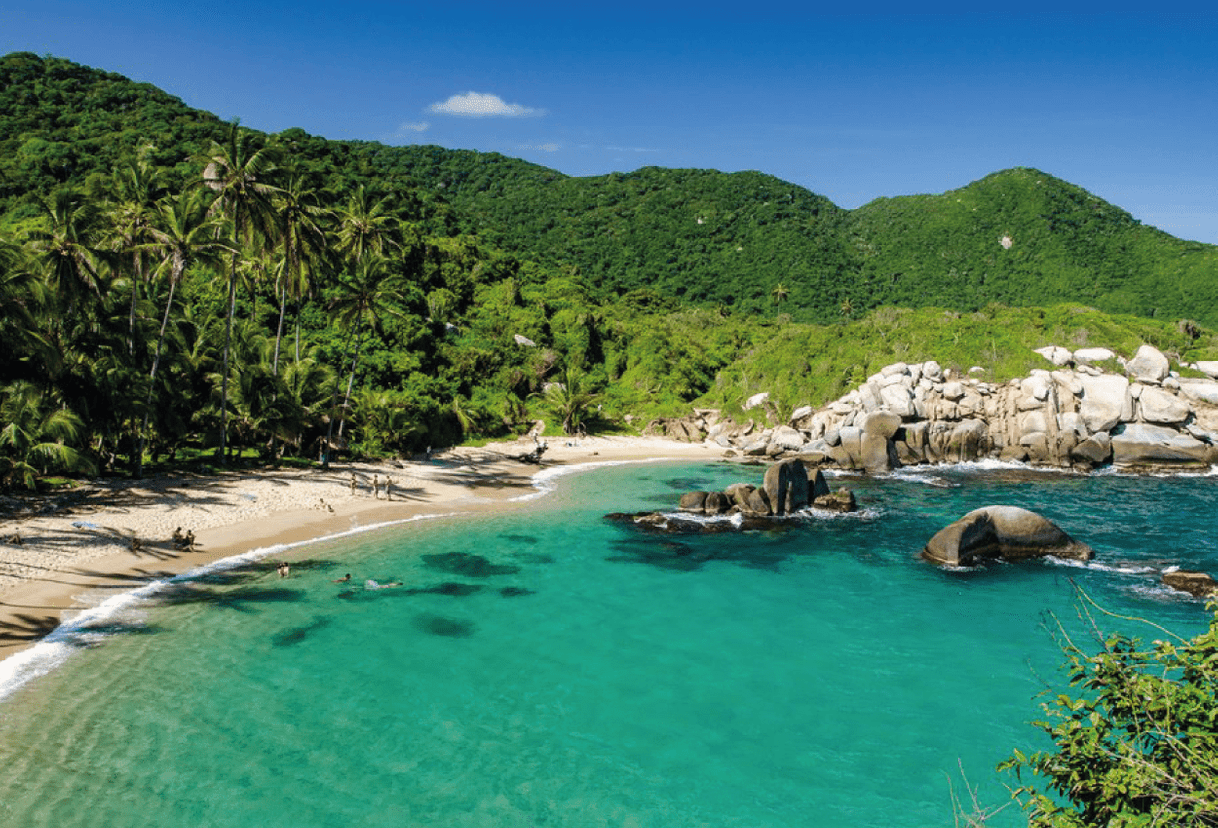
[0,460,1215,827]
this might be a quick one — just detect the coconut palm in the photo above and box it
[25,188,103,319]
[321,254,409,466]
[0,380,96,490]
[771,282,790,305]
[271,172,330,372]
[334,185,400,263]
[200,122,282,463]
[542,363,601,436]
[103,153,164,355]
[136,188,233,476]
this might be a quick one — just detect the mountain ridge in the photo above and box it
[2,51,1216,326]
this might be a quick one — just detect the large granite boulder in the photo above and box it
[921,505,1094,567]
[1109,423,1211,466]
[1162,569,1218,598]
[1126,344,1170,383]
[763,457,810,515]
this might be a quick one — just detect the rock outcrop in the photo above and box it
[921,506,1094,567]
[688,343,1218,473]
[1161,569,1218,598]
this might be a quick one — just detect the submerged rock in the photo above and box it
[1161,569,1218,598]
[921,505,1093,567]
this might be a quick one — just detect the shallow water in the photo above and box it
[0,461,1214,827]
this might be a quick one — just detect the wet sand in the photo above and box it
[0,436,722,659]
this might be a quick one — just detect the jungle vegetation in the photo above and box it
[1,51,1216,489]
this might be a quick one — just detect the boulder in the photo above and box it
[1194,361,1218,379]
[1074,347,1116,364]
[810,468,831,501]
[745,486,772,516]
[1034,346,1072,366]
[769,425,806,453]
[1126,344,1170,383]
[763,458,810,515]
[677,491,709,513]
[1162,569,1218,598]
[723,483,755,509]
[1110,423,1211,466]
[704,491,731,514]
[813,489,856,512]
[1176,378,1218,405]
[1136,386,1190,424]
[744,392,770,411]
[860,410,902,439]
[1079,374,1131,432]
[921,505,1094,567]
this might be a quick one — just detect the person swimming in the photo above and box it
[364,579,403,590]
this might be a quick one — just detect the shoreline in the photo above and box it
[0,436,723,670]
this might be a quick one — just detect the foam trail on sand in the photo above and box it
[512,458,670,502]
[0,512,451,703]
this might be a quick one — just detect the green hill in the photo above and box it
[2,52,1215,326]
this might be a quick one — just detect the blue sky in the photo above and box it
[5,4,1217,242]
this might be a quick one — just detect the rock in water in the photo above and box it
[1162,569,1218,598]
[763,458,809,515]
[921,505,1093,567]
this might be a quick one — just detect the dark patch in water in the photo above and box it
[512,552,555,564]
[272,617,332,648]
[409,582,484,597]
[157,583,305,611]
[498,586,534,598]
[500,533,538,545]
[422,552,521,578]
[662,477,715,491]
[413,614,475,638]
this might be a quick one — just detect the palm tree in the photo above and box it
[271,172,330,372]
[840,297,854,319]
[25,188,103,319]
[321,254,408,466]
[334,185,400,263]
[200,122,281,464]
[137,188,233,476]
[543,363,602,436]
[103,153,164,355]
[771,282,790,305]
[0,241,54,378]
[0,380,96,490]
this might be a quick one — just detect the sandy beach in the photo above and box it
[0,435,722,661]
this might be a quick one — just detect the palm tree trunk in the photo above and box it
[336,324,368,439]
[321,319,360,469]
[273,282,287,375]
[136,273,180,478]
[218,251,237,465]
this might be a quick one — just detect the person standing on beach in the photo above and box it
[372,474,380,499]
[350,473,357,495]
[384,477,392,501]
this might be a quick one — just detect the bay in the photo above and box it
[0,461,1214,827]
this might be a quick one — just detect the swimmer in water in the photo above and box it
[364,579,403,590]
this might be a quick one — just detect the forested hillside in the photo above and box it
[1,51,1216,489]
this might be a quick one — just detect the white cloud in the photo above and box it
[519,142,560,152]
[428,92,543,118]
[396,121,430,136]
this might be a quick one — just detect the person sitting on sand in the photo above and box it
[333,573,351,583]
[183,529,196,551]
[130,535,143,553]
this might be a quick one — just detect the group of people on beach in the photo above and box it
[171,527,196,551]
[350,473,395,500]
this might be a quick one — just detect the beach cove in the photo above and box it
[0,445,1216,826]
[0,436,721,669]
